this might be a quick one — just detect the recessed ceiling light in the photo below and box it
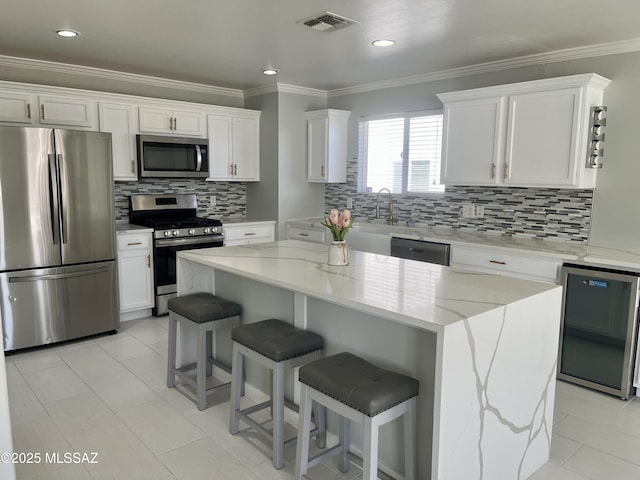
[56,29,80,38]
[372,39,395,47]
[262,68,279,76]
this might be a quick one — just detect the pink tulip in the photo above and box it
[329,209,340,225]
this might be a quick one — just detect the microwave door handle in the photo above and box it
[195,145,203,172]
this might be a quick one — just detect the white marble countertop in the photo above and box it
[287,217,640,271]
[178,240,560,333]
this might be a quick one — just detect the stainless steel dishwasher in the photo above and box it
[390,237,450,265]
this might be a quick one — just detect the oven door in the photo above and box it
[153,236,223,315]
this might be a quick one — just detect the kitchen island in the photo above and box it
[176,240,562,479]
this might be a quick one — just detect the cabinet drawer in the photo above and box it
[450,245,560,283]
[224,224,273,242]
[117,233,151,251]
[287,225,327,244]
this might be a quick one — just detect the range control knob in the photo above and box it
[188,229,195,235]
[164,231,171,237]
[172,230,179,236]
[204,228,211,234]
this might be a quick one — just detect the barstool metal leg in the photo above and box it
[229,342,243,434]
[196,323,207,411]
[294,384,312,480]
[273,361,285,469]
[314,402,327,449]
[166,314,177,388]
[338,416,350,473]
[362,416,378,480]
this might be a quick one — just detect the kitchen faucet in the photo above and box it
[375,188,398,225]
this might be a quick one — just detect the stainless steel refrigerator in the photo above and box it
[0,127,119,352]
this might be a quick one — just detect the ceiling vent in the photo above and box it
[298,12,358,32]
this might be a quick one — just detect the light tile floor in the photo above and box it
[4,317,640,479]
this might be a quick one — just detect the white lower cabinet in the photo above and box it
[286,224,328,244]
[450,244,561,283]
[223,221,275,246]
[117,231,154,313]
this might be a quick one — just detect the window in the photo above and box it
[358,111,444,194]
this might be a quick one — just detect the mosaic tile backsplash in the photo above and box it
[326,160,593,242]
[114,179,246,221]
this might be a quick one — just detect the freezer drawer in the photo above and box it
[0,261,119,351]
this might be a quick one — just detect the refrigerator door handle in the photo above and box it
[8,266,109,283]
[57,153,68,244]
[48,153,61,245]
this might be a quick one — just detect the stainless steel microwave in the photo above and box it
[136,135,209,178]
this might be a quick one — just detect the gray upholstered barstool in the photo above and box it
[229,318,325,469]
[295,352,419,480]
[167,292,241,410]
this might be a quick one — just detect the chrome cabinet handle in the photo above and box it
[234,164,237,175]
[41,105,45,120]
[489,260,506,265]
[127,242,143,246]
[27,103,31,119]
[131,160,135,173]
[298,233,309,237]
[147,255,151,268]
[174,117,177,130]
[244,232,256,236]
[504,163,510,179]
[491,163,496,179]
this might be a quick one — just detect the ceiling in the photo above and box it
[2,0,640,92]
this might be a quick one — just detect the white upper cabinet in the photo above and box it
[438,74,611,188]
[99,102,137,181]
[139,107,205,137]
[207,110,260,181]
[0,91,96,128]
[306,109,350,183]
[0,91,35,124]
[38,95,96,128]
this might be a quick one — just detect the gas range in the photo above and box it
[128,194,223,239]
[128,193,224,316]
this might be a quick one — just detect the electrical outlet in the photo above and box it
[461,204,475,218]
[209,195,216,207]
[475,205,485,218]
[346,198,353,209]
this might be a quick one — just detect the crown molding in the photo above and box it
[328,37,640,97]
[0,55,244,98]
[244,83,327,98]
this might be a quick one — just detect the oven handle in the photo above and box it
[156,236,224,247]
[195,145,203,172]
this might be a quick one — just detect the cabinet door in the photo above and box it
[0,91,35,124]
[231,115,260,181]
[441,97,505,185]
[505,89,580,186]
[117,234,153,312]
[99,102,137,181]
[307,115,328,182]
[207,114,233,180]
[139,107,173,134]
[172,110,205,136]
[38,95,95,128]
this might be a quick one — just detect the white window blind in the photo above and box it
[358,111,444,194]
